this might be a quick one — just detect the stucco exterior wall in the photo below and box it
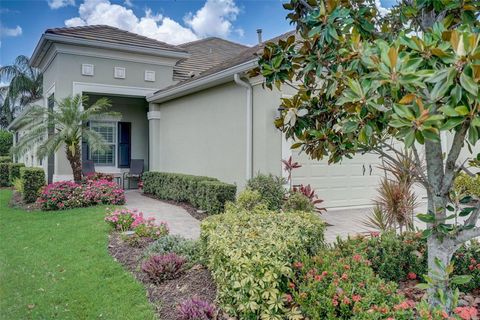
[151,80,288,189]
[38,45,178,180]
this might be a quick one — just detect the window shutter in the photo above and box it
[118,122,131,168]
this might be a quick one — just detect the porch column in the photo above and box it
[147,103,162,171]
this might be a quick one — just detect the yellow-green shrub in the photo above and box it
[454,173,480,198]
[200,206,325,319]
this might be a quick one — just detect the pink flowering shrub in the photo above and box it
[82,172,114,182]
[178,298,216,320]
[454,306,478,320]
[82,179,125,205]
[141,253,186,284]
[37,179,125,211]
[105,208,169,240]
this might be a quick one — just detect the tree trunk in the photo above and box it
[65,144,82,183]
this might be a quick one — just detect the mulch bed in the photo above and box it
[8,190,41,211]
[398,280,480,311]
[108,233,219,320]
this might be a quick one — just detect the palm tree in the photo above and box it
[0,55,43,126]
[11,94,118,183]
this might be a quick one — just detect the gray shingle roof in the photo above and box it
[45,25,187,53]
[173,37,249,81]
[155,30,296,95]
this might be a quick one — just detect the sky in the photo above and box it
[0,0,396,67]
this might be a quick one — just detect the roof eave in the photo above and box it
[31,33,190,68]
[147,59,258,103]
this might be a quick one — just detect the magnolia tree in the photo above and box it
[254,0,480,311]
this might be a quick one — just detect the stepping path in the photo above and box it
[125,190,200,239]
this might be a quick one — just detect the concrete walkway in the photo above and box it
[125,190,200,239]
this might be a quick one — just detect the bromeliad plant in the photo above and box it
[254,0,480,311]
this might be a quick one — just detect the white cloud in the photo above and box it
[375,0,390,16]
[0,25,22,37]
[48,0,75,9]
[64,0,241,45]
[184,0,239,37]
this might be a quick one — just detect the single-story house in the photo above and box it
[8,25,478,208]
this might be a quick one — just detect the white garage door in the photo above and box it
[291,152,385,208]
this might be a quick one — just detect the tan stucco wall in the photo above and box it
[151,80,288,189]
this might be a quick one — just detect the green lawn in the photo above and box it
[0,189,156,320]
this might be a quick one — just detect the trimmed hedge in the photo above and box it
[21,167,45,203]
[0,162,9,186]
[0,156,11,163]
[9,163,25,183]
[142,172,236,214]
[0,130,12,156]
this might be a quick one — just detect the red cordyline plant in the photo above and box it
[282,157,326,213]
[177,298,216,320]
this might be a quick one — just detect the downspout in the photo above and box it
[234,73,253,180]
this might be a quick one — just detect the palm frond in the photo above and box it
[82,129,109,153]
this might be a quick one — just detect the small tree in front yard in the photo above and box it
[11,94,117,182]
[254,0,480,312]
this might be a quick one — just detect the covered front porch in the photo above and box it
[77,94,150,186]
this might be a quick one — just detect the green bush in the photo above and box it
[142,172,236,214]
[21,167,45,203]
[0,156,11,163]
[9,163,25,183]
[12,178,23,194]
[289,251,414,319]
[0,130,12,156]
[235,189,266,211]
[0,162,9,187]
[334,232,427,283]
[454,172,480,198]
[196,180,236,214]
[283,192,315,213]
[144,235,202,266]
[452,239,480,292]
[201,206,325,319]
[246,173,286,210]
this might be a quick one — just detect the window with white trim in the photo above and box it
[90,121,116,166]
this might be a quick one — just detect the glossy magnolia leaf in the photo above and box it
[422,129,440,142]
[459,207,476,217]
[460,72,478,96]
[393,104,415,120]
[422,228,433,239]
[417,213,436,223]
[472,118,480,127]
[451,275,472,285]
[454,105,469,116]
[404,130,416,147]
[459,196,473,204]
[440,117,464,131]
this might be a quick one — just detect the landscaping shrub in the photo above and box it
[0,162,9,187]
[82,172,114,182]
[289,252,415,319]
[21,167,45,203]
[81,179,125,205]
[105,208,169,240]
[452,239,480,292]
[177,298,216,320]
[145,235,201,265]
[9,163,24,183]
[334,232,427,283]
[454,173,480,198]
[235,189,266,211]
[142,172,236,214]
[0,130,12,156]
[0,156,11,163]
[12,178,23,194]
[246,173,286,210]
[283,191,315,212]
[196,180,236,214]
[200,206,325,319]
[38,180,125,210]
[141,253,186,284]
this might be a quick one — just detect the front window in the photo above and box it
[90,121,116,166]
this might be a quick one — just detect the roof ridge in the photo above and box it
[45,25,187,52]
[179,36,249,48]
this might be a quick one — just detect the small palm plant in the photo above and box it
[11,94,117,182]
